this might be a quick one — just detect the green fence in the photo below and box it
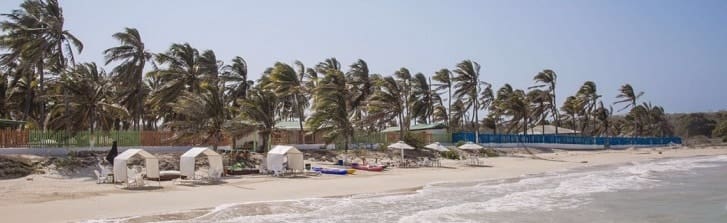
[27,131,141,148]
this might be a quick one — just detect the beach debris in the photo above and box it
[581,161,589,163]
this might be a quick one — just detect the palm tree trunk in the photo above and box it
[295,94,305,144]
[38,62,45,130]
[447,84,452,130]
[553,87,558,135]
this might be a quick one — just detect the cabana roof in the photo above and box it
[115,149,157,160]
[180,147,223,179]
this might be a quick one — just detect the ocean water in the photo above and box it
[94,155,727,223]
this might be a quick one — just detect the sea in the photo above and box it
[92,155,727,223]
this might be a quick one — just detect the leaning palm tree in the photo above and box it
[265,62,308,144]
[104,27,151,130]
[46,63,127,134]
[221,56,251,109]
[368,76,407,139]
[164,84,228,151]
[561,96,582,131]
[0,0,83,126]
[576,81,600,135]
[593,101,612,136]
[614,84,644,112]
[528,89,550,134]
[308,60,354,151]
[411,73,436,124]
[530,69,558,134]
[432,69,452,127]
[346,59,374,128]
[452,60,485,142]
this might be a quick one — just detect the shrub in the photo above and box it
[441,150,460,160]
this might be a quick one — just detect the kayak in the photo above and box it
[312,167,351,175]
[352,164,385,172]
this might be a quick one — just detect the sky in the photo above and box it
[2,0,726,114]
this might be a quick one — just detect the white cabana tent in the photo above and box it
[113,149,159,183]
[424,142,450,152]
[458,142,484,150]
[266,145,305,174]
[180,147,223,180]
[388,141,415,160]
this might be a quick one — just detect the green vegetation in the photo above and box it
[0,0,710,152]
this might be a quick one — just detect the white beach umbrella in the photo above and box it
[424,142,449,152]
[458,142,484,150]
[388,141,415,160]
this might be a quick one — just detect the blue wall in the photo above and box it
[452,133,681,146]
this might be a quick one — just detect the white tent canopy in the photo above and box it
[388,141,415,160]
[113,149,159,183]
[424,142,449,152]
[458,142,484,150]
[180,147,223,179]
[266,145,304,173]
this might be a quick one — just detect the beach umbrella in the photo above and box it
[387,141,415,160]
[424,142,449,152]
[458,142,484,150]
[105,141,118,165]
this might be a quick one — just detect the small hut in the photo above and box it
[113,149,160,183]
[266,145,304,174]
[180,147,224,180]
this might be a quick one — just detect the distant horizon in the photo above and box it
[1,0,725,114]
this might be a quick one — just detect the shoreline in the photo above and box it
[1,147,726,223]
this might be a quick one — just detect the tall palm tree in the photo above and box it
[368,76,407,139]
[490,84,514,134]
[394,68,413,130]
[308,58,353,151]
[432,69,452,127]
[411,73,435,124]
[528,89,550,134]
[346,59,374,129]
[530,69,558,134]
[266,62,307,144]
[46,63,127,134]
[104,27,151,130]
[614,84,644,112]
[0,0,83,127]
[502,89,532,134]
[453,60,484,142]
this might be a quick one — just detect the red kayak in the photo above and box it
[352,164,385,172]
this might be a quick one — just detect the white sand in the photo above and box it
[1,146,726,223]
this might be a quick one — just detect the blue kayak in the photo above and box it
[312,167,349,175]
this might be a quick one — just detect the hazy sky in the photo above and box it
[2,0,726,113]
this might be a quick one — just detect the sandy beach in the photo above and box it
[1,146,726,223]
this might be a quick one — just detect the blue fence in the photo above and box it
[452,133,682,146]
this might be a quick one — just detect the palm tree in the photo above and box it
[593,101,612,136]
[614,84,644,112]
[501,89,531,134]
[308,58,353,151]
[0,0,83,127]
[452,60,484,142]
[394,68,413,130]
[164,83,231,151]
[104,27,151,130]
[530,69,558,134]
[221,56,251,107]
[368,76,407,139]
[561,96,582,131]
[411,73,435,124]
[528,89,550,134]
[265,62,307,144]
[238,86,278,152]
[150,43,216,123]
[490,84,514,134]
[346,59,374,129]
[432,69,452,127]
[576,81,600,135]
[46,63,127,134]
